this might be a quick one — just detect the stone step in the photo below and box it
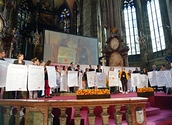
[145,107,160,117]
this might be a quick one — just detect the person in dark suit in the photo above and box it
[133,67,140,73]
[89,65,95,71]
[96,64,102,72]
[67,62,75,71]
[133,67,140,92]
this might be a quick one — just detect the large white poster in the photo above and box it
[138,75,148,88]
[87,72,96,87]
[60,71,68,91]
[28,65,44,91]
[6,64,27,91]
[148,71,158,86]
[78,73,83,89]
[164,71,172,87]
[96,73,106,88]
[46,66,57,88]
[0,61,7,87]
[131,73,140,87]
[108,70,119,87]
[68,71,78,87]
[156,71,168,87]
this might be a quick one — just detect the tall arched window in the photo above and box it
[124,0,140,55]
[147,0,165,52]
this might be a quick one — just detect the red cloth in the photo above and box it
[44,80,50,96]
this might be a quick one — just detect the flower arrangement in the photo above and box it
[137,87,154,93]
[76,89,110,95]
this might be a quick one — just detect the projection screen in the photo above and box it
[43,30,98,65]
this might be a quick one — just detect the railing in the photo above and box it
[0,97,147,125]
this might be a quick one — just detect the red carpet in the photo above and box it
[38,92,172,125]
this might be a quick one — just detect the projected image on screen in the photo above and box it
[43,30,98,65]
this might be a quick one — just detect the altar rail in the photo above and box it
[0,97,147,125]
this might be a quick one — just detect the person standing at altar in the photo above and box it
[75,64,83,75]
[127,69,132,92]
[60,66,68,92]
[141,68,150,87]
[150,65,157,71]
[75,65,83,91]
[119,67,129,94]
[29,57,39,99]
[133,67,140,73]
[108,67,116,93]
[96,64,102,72]
[44,60,52,98]
[67,62,75,92]
[149,65,158,92]
[160,64,167,93]
[0,49,5,99]
[55,66,61,93]
[82,68,89,89]
[89,65,95,71]
[12,54,25,99]
[38,60,45,98]
[133,67,140,92]
[67,62,75,71]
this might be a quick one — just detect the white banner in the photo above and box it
[0,60,8,87]
[164,71,172,87]
[131,73,140,87]
[28,65,44,91]
[138,75,148,88]
[60,71,68,91]
[68,71,78,87]
[87,72,96,87]
[148,71,158,86]
[6,64,27,91]
[46,66,57,88]
[156,71,167,87]
[96,73,106,88]
[78,73,83,89]
[108,70,119,87]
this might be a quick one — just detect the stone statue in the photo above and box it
[32,30,40,45]
[144,52,148,62]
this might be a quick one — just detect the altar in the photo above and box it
[0,97,148,125]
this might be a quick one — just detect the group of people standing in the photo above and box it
[0,50,53,99]
[1,49,170,99]
[57,62,103,92]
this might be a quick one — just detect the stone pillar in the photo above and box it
[101,105,109,125]
[125,104,132,125]
[3,106,11,125]
[14,106,25,125]
[88,106,95,125]
[59,107,67,125]
[48,107,53,125]
[74,107,81,125]
[114,105,122,125]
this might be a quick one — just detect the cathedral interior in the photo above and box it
[0,0,172,71]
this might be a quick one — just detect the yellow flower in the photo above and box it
[76,89,110,95]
